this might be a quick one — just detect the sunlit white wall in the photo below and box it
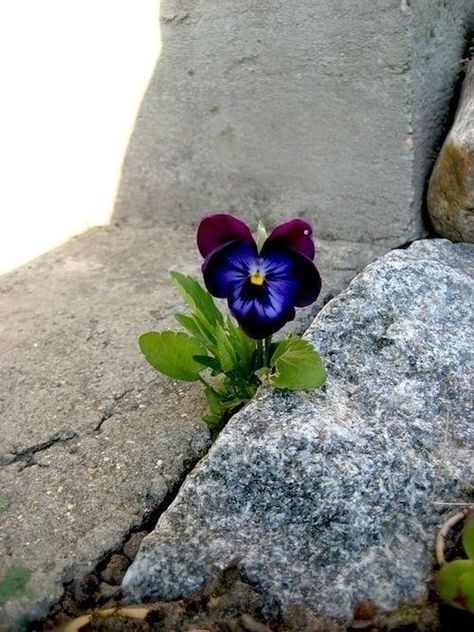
[0,2,161,274]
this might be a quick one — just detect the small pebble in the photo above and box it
[99,582,121,601]
[73,574,99,607]
[101,553,129,585]
[123,531,147,561]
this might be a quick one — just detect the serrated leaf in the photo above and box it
[456,569,474,612]
[171,272,224,327]
[139,331,206,382]
[434,559,474,605]
[269,336,327,390]
[463,512,474,561]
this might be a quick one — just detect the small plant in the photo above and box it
[139,214,327,432]
[0,566,31,606]
[434,509,474,613]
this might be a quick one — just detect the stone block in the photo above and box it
[115,1,474,251]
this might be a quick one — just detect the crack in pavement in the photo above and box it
[0,431,78,468]
[94,388,136,433]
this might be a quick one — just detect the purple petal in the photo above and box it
[202,241,258,299]
[197,213,255,258]
[262,218,315,260]
[286,250,322,307]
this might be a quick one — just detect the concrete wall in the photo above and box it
[114,0,474,250]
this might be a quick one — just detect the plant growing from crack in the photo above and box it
[434,508,474,613]
[139,214,326,432]
[0,566,32,606]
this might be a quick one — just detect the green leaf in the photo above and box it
[456,569,474,612]
[435,559,474,606]
[193,355,221,374]
[175,313,217,352]
[0,566,31,606]
[226,316,256,375]
[463,512,474,561]
[171,272,224,327]
[0,495,9,513]
[215,324,237,372]
[269,336,327,390]
[139,331,207,382]
[203,413,222,428]
[204,386,222,416]
[175,313,204,339]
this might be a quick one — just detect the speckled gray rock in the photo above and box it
[123,239,474,622]
[428,58,474,242]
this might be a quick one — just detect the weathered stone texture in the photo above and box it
[115,1,473,250]
[428,58,474,242]
[123,240,474,622]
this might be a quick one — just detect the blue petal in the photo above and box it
[228,253,297,338]
[229,287,296,339]
[264,250,321,308]
[202,241,258,298]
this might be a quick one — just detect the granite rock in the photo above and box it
[428,58,474,242]
[123,240,474,622]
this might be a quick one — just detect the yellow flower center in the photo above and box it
[250,270,265,286]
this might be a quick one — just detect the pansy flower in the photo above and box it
[197,213,321,339]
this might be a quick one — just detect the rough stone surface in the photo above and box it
[115,1,473,248]
[0,218,377,630]
[428,57,474,242]
[123,240,474,622]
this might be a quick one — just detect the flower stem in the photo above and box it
[264,336,273,366]
[256,339,265,369]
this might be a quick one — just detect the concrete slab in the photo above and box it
[0,223,213,629]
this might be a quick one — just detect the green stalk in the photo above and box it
[256,339,264,369]
[264,336,273,366]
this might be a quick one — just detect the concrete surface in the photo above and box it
[115,0,474,248]
[0,223,212,629]
[0,219,380,630]
[124,240,474,622]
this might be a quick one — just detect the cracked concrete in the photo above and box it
[0,216,385,630]
[0,222,213,629]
